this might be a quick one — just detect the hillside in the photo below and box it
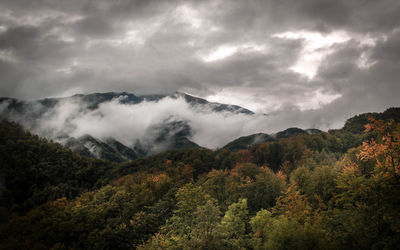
[0,108,399,249]
[0,121,115,215]
[223,133,274,151]
[222,128,324,152]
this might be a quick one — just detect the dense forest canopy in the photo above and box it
[0,108,399,249]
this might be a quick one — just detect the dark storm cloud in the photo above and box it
[210,0,400,36]
[298,29,400,129]
[0,0,399,130]
[317,42,362,85]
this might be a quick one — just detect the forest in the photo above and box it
[0,108,399,249]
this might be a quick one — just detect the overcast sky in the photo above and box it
[1,0,400,130]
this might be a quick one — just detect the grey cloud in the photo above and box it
[0,26,43,62]
[317,43,362,84]
[216,0,400,34]
[74,15,115,38]
[0,0,399,133]
[0,61,25,96]
[308,31,400,126]
[372,30,400,63]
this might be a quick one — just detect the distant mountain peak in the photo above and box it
[169,91,254,115]
[0,91,253,161]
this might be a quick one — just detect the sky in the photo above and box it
[1,0,400,132]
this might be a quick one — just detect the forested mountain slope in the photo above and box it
[0,107,399,249]
[0,121,115,216]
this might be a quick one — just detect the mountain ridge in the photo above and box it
[2,92,400,162]
[0,91,254,114]
[0,91,251,161]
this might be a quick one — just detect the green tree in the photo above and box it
[220,198,249,249]
[250,210,326,250]
[189,198,223,249]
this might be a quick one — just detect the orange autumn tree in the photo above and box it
[360,117,400,182]
[332,117,400,249]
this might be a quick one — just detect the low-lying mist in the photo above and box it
[1,95,349,149]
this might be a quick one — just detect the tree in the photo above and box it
[220,199,249,249]
[329,118,400,249]
[189,198,223,249]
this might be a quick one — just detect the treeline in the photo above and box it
[0,108,399,249]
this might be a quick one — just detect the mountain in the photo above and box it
[0,121,115,214]
[63,135,137,162]
[104,137,138,160]
[172,92,254,114]
[0,92,247,161]
[3,91,398,162]
[0,92,254,120]
[223,133,274,151]
[273,127,309,139]
[223,128,323,151]
[340,107,400,134]
[133,119,201,157]
[2,108,400,249]
[0,92,253,114]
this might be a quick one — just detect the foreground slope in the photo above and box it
[0,107,399,249]
[0,121,115,215]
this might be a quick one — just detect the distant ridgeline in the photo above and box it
[2,92,399,164]
[0,107,399,249]
[0,92,254,114]
[0,92,254,162]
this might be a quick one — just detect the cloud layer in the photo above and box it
[0,95,348,149]
[0,0,399,131]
